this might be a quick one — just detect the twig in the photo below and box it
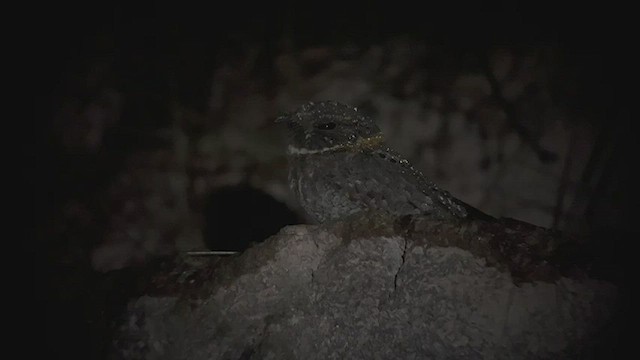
[478,52,557,163]
[552,125,577,230]
[187,250,239,256]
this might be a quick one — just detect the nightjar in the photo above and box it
[278,101,487,223]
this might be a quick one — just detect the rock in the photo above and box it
[113,217,618,359]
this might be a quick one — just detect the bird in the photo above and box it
[277,100,490,223]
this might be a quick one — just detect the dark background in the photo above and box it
[34,5,633,358]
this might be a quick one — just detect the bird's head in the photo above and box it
[277,101,384,155]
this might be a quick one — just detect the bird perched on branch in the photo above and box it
[278,101,489,223]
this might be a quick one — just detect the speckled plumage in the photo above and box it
[279,101,476,223]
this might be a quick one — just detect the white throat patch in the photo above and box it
[287,144,343,155]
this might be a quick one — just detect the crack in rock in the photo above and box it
[393,238,408,292]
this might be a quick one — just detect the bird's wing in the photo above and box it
[326,149,470,219]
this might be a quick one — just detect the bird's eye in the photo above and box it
[314,122,336,130]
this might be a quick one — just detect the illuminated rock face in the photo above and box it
[113,219,618,360]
